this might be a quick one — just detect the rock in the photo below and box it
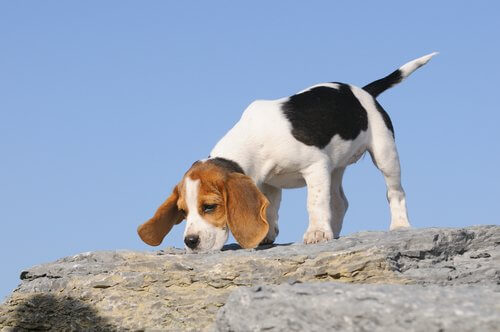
[215,283,500,332]
[0,225,498,331]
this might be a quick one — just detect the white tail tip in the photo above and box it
[420,51,439,63]
[400,51,439,78]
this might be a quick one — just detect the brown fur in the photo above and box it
[137,161,269,249]
[137,186,184,246]
[224,172,269,248]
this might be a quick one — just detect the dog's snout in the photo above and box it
[184,235,200,249]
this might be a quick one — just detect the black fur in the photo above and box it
[362,69,403,98]
[281,84,368,149]
[207,157,245,174]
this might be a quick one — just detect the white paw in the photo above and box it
[390,219,411,230]
[303,229,333,244]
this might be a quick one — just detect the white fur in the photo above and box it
[210,83,411,244]
[184,177,228,252]
[185,54,437,248]
[399,52,438,79]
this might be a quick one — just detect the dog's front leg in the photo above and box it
[302,161,334,244]
[259,183,282,245]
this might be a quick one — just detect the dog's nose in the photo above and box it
[184,235,200,249]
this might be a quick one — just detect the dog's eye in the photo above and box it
[179,208,187,216]
[202,204,217,213]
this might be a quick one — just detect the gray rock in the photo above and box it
[215,282,500,332]
[0,225,498,331]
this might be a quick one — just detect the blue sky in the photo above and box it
[1,1,499,301]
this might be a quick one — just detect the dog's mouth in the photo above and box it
[184,241,226,254]
[184,230,229,254]
[185,246,220,254]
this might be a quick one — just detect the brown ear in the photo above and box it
[225,173,269,249]
[137,185,184,246]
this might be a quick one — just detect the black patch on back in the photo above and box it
[207,157,245,174]
[281,84,368,149]
[363,69,403,98]
[374,100,395,137]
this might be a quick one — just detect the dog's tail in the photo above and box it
[363,52,438,98]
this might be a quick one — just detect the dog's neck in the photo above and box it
[205,157,245,175]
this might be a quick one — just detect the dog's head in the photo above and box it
[137,160,269,252]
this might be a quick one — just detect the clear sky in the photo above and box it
[1,1,499,301]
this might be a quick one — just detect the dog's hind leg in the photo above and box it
[330,167,348,238]
[369,131,411,230]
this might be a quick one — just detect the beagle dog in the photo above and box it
[138,53,437,253]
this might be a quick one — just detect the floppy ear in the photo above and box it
[225,173,269,249]
[137,185,184,246]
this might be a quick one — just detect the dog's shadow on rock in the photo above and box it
[158,242,294,255]
[222,242,294,251]
[5,293,117,331]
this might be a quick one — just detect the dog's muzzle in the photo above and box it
[184,234,200,249]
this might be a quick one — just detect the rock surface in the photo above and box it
[216,283,500,332]
[0,225,498,331]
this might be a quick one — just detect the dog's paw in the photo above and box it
[260,225,279,245]
[259,237,275,245]
[303,229,333,244]
[390,219,411,230]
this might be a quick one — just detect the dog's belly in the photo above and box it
[266,172,306,189]
[262,137,368,189]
